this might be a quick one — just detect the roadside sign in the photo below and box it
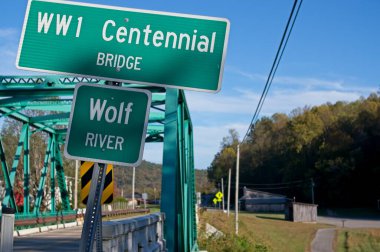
[213,191,223,204]
[64,83,151,166]
[80,161,113,204]
[16,0,230,92]
[216,191,223,200]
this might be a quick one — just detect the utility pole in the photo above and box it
[74,160,79,210]
[154,187,157,204]
[227,168,231,216]
[311,178,315,204]
[235,144,240,235]
[132,166,135,209]
[218,183,221,209]
[221,178,224,211]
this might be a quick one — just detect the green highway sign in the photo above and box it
[16,0,230,92]
[64,83,151,166]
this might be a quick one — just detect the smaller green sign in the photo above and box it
[64,83,151,166]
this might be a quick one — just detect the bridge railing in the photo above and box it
[102,212,166,252]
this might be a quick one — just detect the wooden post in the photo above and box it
[227,168,231,216]
[235,144,240,235]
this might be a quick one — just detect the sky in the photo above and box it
[1,0,379,169]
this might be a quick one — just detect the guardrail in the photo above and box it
[102,212,166,251]
[1,208,150,230]
[14,210,77,230]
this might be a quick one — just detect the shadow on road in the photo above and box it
[318,208,380,221]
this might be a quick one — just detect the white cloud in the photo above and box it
[186,91,258,114]
[226,66,266,82]
[187,85,372,118]
[0,28,20,74]
[142,144,163,165]
[141,123,248,169]
[273,76,344,90]
[0,28,18,39]
[241,89,370,116]
[193,123,247,169]
[227,67,376,93]
[0,27,37,75]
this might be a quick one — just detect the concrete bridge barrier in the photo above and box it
[102,212,166,252]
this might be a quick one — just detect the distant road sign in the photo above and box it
[216,191,223,200]
[213,191,223,204]
[64,83,151,166]
[16,0,230,92]
[81,161,113,205]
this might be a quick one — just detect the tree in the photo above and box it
[207,129,239,184]
[207,93,380,207]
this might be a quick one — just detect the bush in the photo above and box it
[199,233,268,252]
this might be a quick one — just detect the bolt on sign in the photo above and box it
[64,83,151,166]
[16,0,230,92]
[81,161,113,205]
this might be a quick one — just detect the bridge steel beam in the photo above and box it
[23,123,30,214]
[0,75,198,250]
[161,88,198,252]
[50,136,56,212]
[34,136,53,214]
[1,124,29,212]
[55,139,71,211]
[0,137,17,210]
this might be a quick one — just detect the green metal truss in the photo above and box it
[0,75,197,251]
[161,89,198,251]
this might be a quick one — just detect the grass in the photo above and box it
[336,228,380,252]
[198,211,331,252]
[146,204,160,213]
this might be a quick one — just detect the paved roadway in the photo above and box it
[317,216,380,228]
[13,226,81,251]
[311,216,380,252]
[311,228,335,252]
[10,215,380,251]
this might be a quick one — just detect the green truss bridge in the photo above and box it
[0,75,198,251]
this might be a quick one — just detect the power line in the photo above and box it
[242,0,304,142]
[255,0,304,129]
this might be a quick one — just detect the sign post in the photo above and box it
[17,0,230,92]
[79,162,106,252]
[142,193,148,209]
[64,82,151,252]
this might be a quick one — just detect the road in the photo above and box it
[13,226,81,252]
[9,214,380,251]
[317,216,380,228]
[311,215,380,252]
[311,228,335,252]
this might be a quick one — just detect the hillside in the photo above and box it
[208,93,380,207]
[113,161,214,200]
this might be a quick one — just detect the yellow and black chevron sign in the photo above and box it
[80,161,113,205]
